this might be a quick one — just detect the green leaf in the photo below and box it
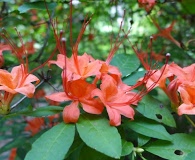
[136,95,176,127]
[184,151,195,160]
[3,106,63,119]
[121,140,133,156]
[182,0,195,14]
[18,1,57,13]
[79,145,113,160]
[25,123,75,160]
[123,70,145,85]
[138,134,151,147]
[110,54,140,77]
[22,106,63,117]
[145,133,195,160]
[125,117,171,141]
[76,114,122,159]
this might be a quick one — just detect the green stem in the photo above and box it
[139,153,147,160]
[185,115,195,127]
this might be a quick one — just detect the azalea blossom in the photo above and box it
[0,65,39,114]
[45,74,104,123]
[92,74,138,126]
[48,53,101,81]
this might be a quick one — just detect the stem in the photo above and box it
[185,115,195,128]
[139,153,147,160]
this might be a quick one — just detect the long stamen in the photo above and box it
[106,10,131,64]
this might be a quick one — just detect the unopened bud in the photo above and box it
[133,147,144,153]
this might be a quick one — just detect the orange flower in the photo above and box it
[45,76,104,123]
[0,65,39,97]
[152,19,181,48]
[92,75,136,126]
[25,118,45,136]
[0,65,39,114]
[25,115,60,136]
[49,53,101,81]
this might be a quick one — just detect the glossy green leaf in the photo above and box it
[76,114,122,159]
[121,140,133,156]
[125,117,171,141]
[110,54,140,77]
[18,2,57,13]
[25,123,75,160]
[136,95,176,127]
[145,133,195,160]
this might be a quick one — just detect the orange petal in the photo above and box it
[106,106,121,126]
[63,101,79,123]
[0,69,15,89]
[81,98,104,114]
[45,92,71,102]
[14,83,36,98]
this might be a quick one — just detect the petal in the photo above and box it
[0,69,15,89]
[178,87,191,104]
[82,60,101,78]
[45,92,71,102]
[81,98,104,114]
[106,106,121,126]
[63,101,79,123]
[178,103,195,115]
[112,105,135,120]
[100,75,118,100]
[0,86,16,94]
[14,83,36,98]
[23,74,40,85]
[48,54,66,69]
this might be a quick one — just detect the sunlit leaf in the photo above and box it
[76,114,122,159]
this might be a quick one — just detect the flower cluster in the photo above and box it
[45,19,158,126]
[138,51,195,115]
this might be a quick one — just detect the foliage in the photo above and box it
[0,0,195,160]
